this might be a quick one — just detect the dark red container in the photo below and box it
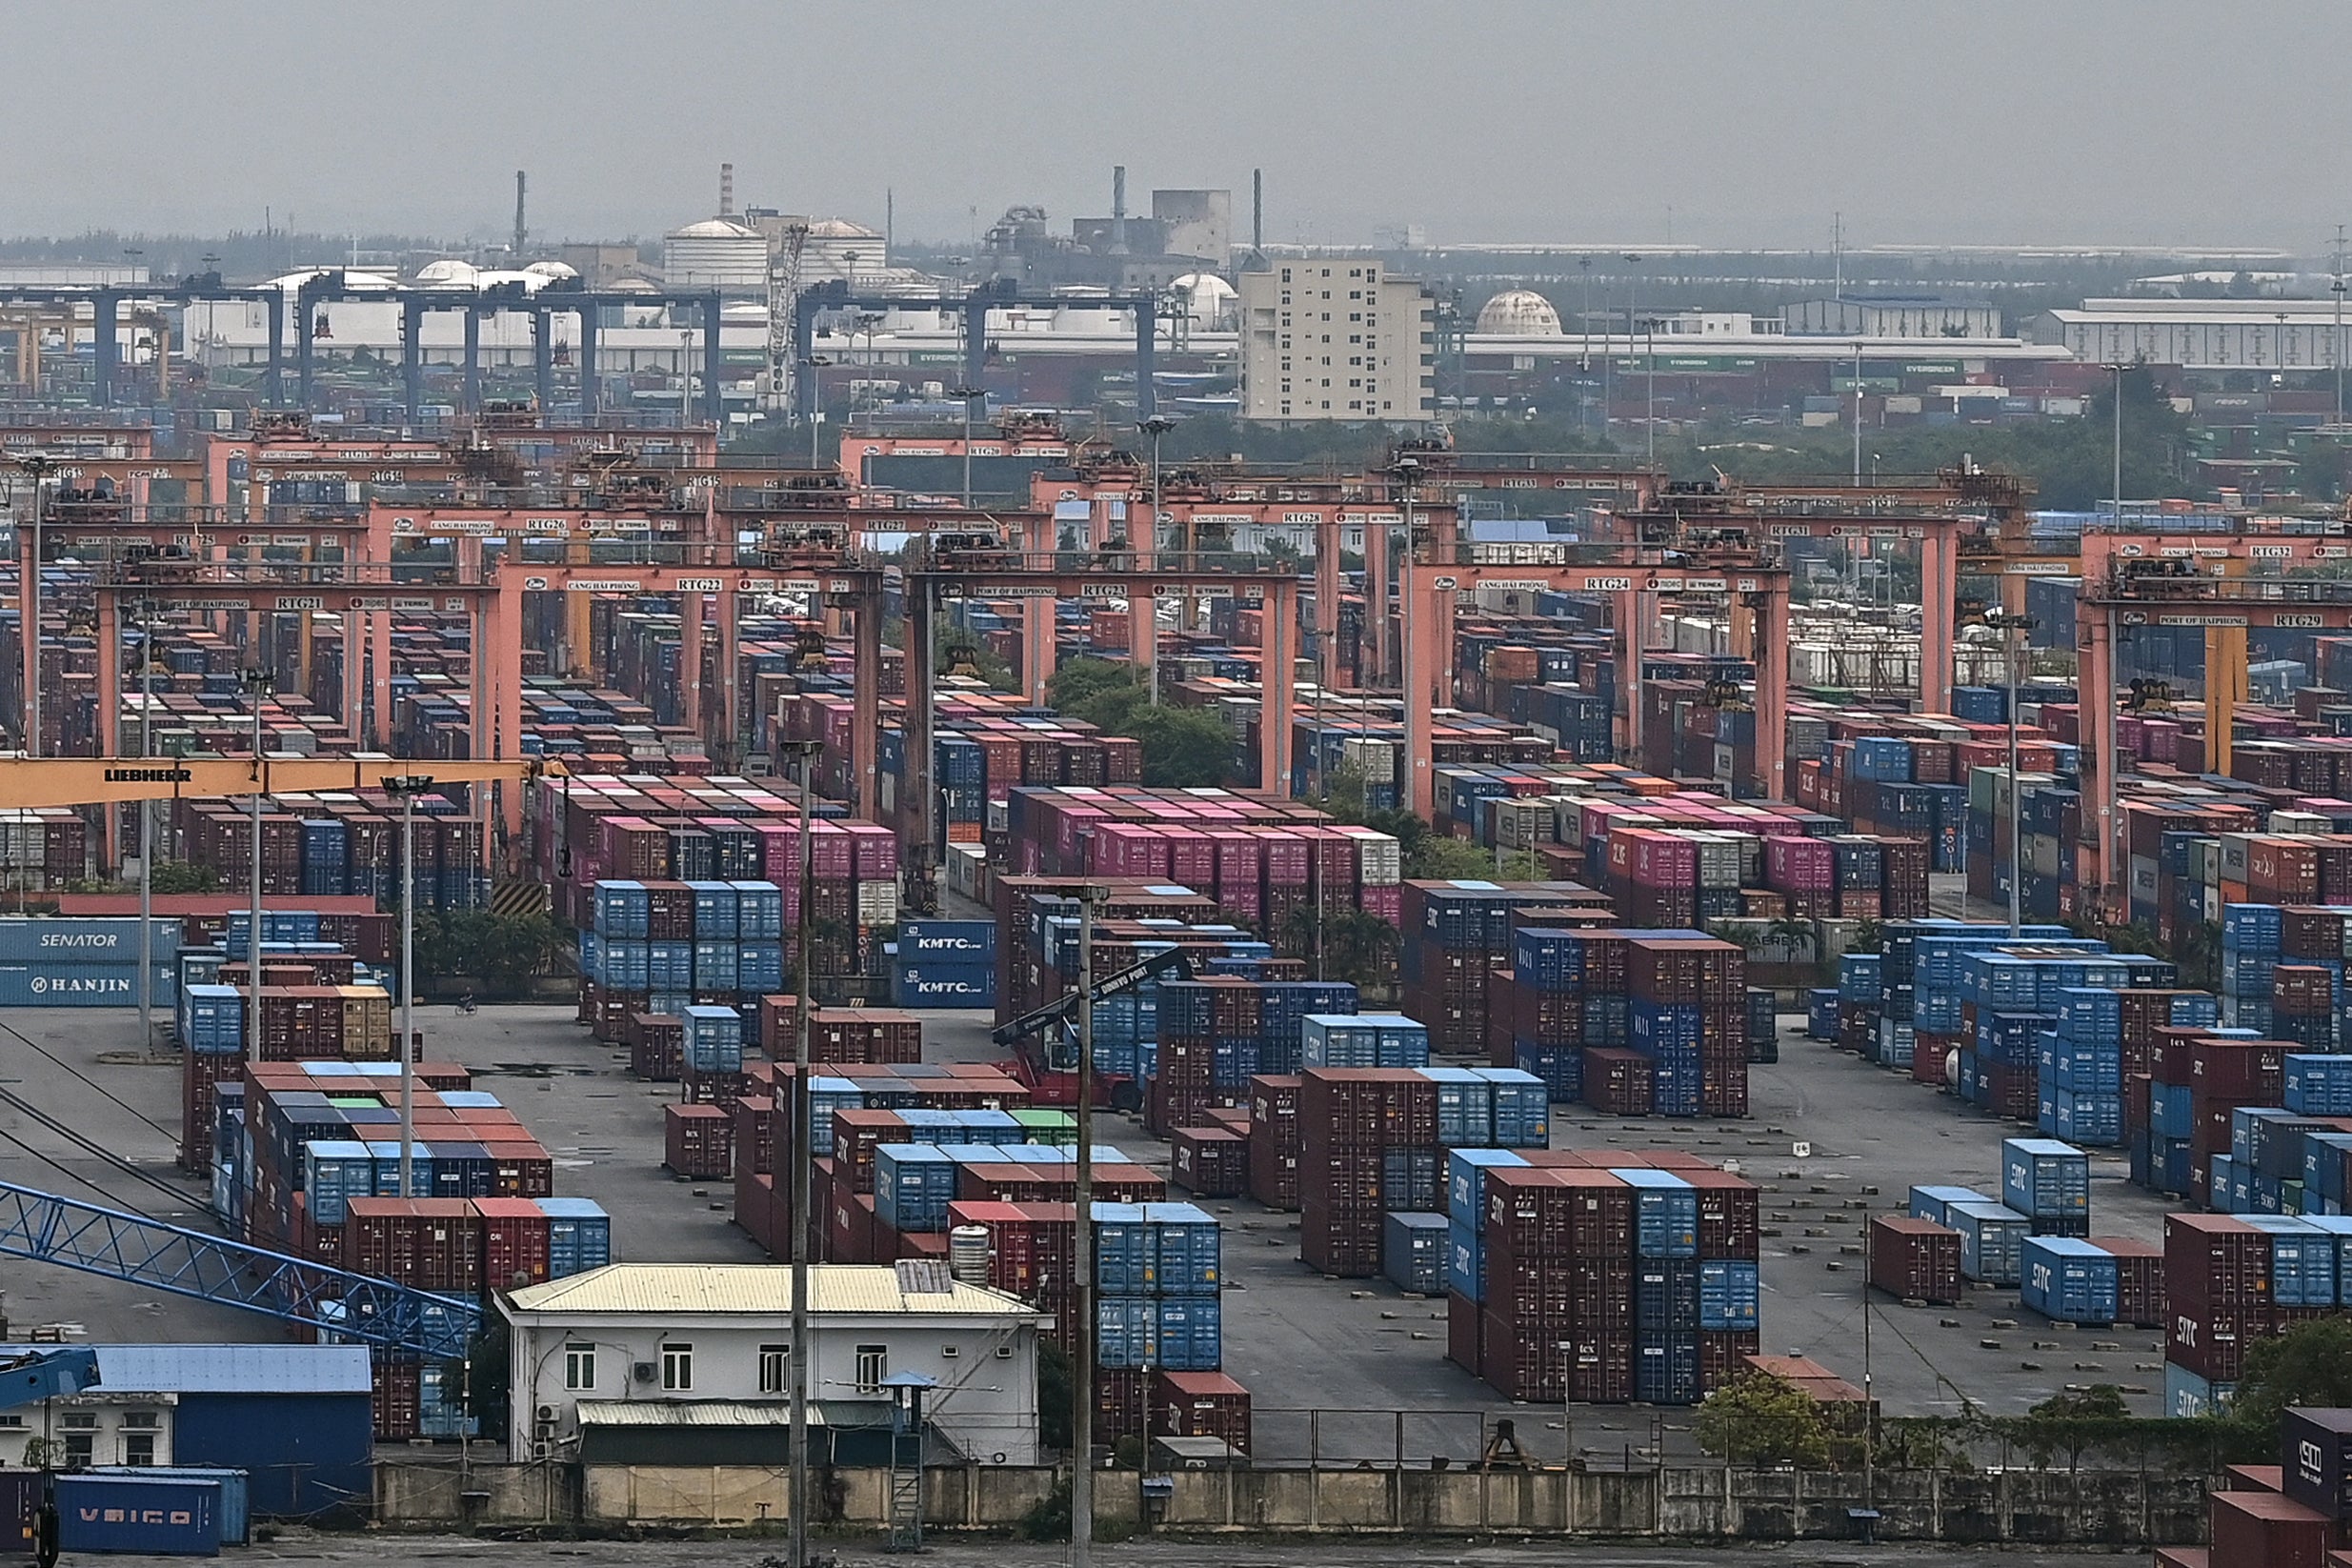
[2089,1234,2165,1329]
[1581,1047,1654,1116]
[1170,1126,1249,1198]
[1869,1215,1961,1304]
[343,1197,483,1293]
[475,1196,553,1291]
[1447,1289,1483,1377]
[2209,1489,2336,1568]
[664,1102,735,1178]
[1151,1370,1251,1454]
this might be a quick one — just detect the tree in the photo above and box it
[1694,1371,1834,1469]
[150,861,220,895]
[414,909,565,997]
[1409,835,1504,881]
[2229,1317,2352,1447]
[1047,656,1138,717]
[1036,1338,1073,1453]
[1128,707,1235,787]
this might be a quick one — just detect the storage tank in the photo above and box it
[949,1224,992,1284]
[662,218,767,291]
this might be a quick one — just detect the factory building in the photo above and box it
[2033,297,2352,372]
[1788,295,2002,338]
[1237,261,1435,425]
[503,1263,1047,1467]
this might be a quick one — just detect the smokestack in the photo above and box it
[1252,170,1264,265]
[1111,166,1129,255]
[719,163,735,219]
[513,171,527,256]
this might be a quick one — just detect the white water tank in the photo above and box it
[948,1224,992,1285]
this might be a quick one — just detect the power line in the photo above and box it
[0,1122,149,1212]
[0,1081,193,1215]
[0,1013,177,1142]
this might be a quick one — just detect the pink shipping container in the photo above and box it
[1765,836,1836,892]
[1256,828,1311,886]
[849,823,900,876]
[1166,828,1216,890]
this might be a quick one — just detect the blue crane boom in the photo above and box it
[0,1180,480,1360]
[0,1348,101,1410]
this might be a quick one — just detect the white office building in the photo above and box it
[503,1264,1048,1467]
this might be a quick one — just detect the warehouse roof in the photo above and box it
[505,1263,1041,1319]
[0,1344,375,1395]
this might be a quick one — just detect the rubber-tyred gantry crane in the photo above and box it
[2074,521,2352,920]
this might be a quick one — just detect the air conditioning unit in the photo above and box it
[632,1362,657,1385]
[531,1441,550,1462]
[536,1404,556,1421]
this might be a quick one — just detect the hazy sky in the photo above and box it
[5,1,2350,253]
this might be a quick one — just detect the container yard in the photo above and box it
[4,279,2352,1562]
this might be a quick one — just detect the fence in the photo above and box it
[377,1455,2212,1545]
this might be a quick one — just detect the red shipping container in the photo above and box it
[1150,1371,1251,1454]
[1447,1289,1483,1377]
[2210,1490,2336,1568]
[1869,1216,1961,1304]
[665,1102,735,1178]
[475,1196,553,1291]
[1170,1126,1249,1198]
[2088,1235,2165,1329]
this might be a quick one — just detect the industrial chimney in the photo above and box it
[1111,166,1129,255]
[719,163,735,219]
[513,171,527,256]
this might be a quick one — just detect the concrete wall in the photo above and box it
[379,1458,2210,1544]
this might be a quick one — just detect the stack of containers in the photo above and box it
[2165,1212,2271,1416]
[2041,987,2125,1146]
[2001,1137,2092,1237]
[582,879,787,1045]
[944,1199,1230,1443]
[1625,934,1750,1118]
[892,919,998,1010]
[1246,1075,1301,1210]
[1463,1154,1760,1403]
[1908,1184,2033,1287]
[225,1059,609,1440]
[2149,1035,2287,1209]
[1299,1069,1437,1277]
[1400,880,1614,1056]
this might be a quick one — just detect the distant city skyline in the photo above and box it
[2,1,2348,255]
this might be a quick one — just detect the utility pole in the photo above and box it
[242,668,271,1120]
[1852,344,1864,486]
[782,738,821,1568]
[135,597,156,1051]
[1069,882,1103,1568]
[18,454,50,757]
[382,776,433,1196]
[2334,225,2346,429]
[1138,414,1175,697]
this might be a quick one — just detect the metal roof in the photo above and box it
[0,1344,375,1395]
[504,1264,1041,1319]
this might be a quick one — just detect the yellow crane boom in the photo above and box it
[0,755,560,810]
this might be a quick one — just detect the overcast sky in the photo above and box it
[4,1,2348,253]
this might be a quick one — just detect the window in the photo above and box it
[758,1344,789,1395]
[120,1433,155,1467]
[120,1412,157,1431]
[63,1433,92,1468]
[0,1416,21,1430]
[563,1344,596,1391]
[939,1344,961,1359]
[660,1343,694,1392]
[854,1344,888,1395]
[59,1413,94,1431]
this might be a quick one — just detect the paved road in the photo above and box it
[121,1531,2160,1567]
